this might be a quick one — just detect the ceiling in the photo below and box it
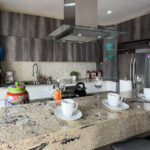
[0,0,150,26]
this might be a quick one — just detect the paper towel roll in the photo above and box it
[120,91,133,98]
[119,80,132,92]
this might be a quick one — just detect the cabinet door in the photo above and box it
[22,14,63,39]
[43,40,55,61]
[73,43,86,62]
[140,14,150,39]
[54,41,74,62]
[95,40,103,62]
[0,11,22,36]
[22,38,35,61]
[73,41,103,62]
[0,36,23,61]
[117,20,135,43]
[38,17,63,39]
[22,14,39,38]
[117,13,150,43]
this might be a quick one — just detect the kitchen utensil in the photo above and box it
[74,82,86,97]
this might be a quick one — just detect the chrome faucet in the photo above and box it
[33,64,39,84]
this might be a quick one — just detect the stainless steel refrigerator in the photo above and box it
[118,49,150,88]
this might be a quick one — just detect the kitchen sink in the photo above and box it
[23,80,57,85]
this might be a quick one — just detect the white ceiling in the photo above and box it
[0,0,150,26]
[98,0,150,25]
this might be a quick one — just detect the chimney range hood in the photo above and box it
[47,0,124,43]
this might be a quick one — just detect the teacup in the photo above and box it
[144,88,150,99]
[61,99,78,117]
[107,93,123,107]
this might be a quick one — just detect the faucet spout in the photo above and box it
[33,64,39,84]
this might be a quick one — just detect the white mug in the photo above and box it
[61,99,78,117]
[144,88,150,99]
[107,93,123,107]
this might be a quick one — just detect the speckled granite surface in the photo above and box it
[0,94,150,150]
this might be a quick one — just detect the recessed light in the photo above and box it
[78,33,82,37]
[107,10,112,14]
[98,36,101,39]
[62,40,66,42]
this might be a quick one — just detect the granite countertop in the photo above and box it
[0,94,150,150]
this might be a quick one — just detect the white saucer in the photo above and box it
[138,94,150,101]
[54,107,82,121]
[102,99,129,111]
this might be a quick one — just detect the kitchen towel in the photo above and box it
[119,80,132,92]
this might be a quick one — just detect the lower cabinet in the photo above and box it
[0,81,117,100]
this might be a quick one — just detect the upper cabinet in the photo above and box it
[0,11,103,62]
[0,11,22,36]
[0,11,63,39]
[117,13,150,43]
[22,14,63,39]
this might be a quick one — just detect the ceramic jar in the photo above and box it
[5,84,30,106]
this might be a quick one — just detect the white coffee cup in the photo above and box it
[144,88,150,99]
[107,93,123,107]
[61,99,78,117]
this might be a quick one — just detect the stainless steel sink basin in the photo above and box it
[23,80,56,85]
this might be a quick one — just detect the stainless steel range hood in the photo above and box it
[47,0,124,43]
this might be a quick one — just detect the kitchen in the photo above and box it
[0,0,150,149]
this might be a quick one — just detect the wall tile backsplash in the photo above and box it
[1,61,96,81]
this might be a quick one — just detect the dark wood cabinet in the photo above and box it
[0,10,103,62]
[117,13,150,43]
[0,11,22,37]
[22,14,63,39]
[54,42,74,62]
[0,36,23,61]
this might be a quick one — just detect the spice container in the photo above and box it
[97,71,102,78]
[86,71,90,79]
[91,71,96,79]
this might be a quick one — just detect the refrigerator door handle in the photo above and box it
[133,57,136,89]
[130,55,133,80]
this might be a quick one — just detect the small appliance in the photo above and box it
[5,71,14,84]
